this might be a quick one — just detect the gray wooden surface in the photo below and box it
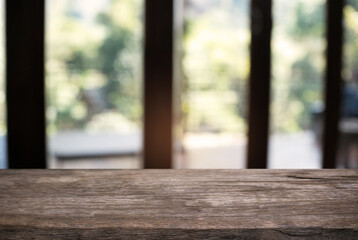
[0,170,357,239]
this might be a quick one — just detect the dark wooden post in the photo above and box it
[247,0,272,169]
[143,0,175,168]
[6,0,47,168]
[322,0,345,169]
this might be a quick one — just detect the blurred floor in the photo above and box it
[49,155,141,169]
[178,133,247,169]
[47,131,321,169]
[269,132,321,169]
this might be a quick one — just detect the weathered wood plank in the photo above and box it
[0,170,357,239]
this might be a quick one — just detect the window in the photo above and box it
[46,0,144,169]
[269,0,325,168]
[3,0,351,169]
[177,0,250,169]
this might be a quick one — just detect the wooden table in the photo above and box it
[0,170,357,239]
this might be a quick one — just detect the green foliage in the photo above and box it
[344,4,358,84]
[271,0,325,133]
[183,0,327,133]
[46,0,143,134]
[289,55,321,129]
[347,0,358,11]
[289,1,324,39]
[43,0,358,136]
[183,0,249,132]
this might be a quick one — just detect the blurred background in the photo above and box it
[0,0,357,169]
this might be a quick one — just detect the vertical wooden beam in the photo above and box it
[322,0,344,169]
[143,0,175,168]
[247,0,272,169]
[6,0,47,168]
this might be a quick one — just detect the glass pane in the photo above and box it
[0,0,5,169]
[340,0,358,168]
[46,0,143,169]
[177,0,250,169]
[269,0,325,168]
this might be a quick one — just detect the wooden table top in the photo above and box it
[0,170,357,239]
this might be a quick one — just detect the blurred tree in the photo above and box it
[344,3,358,86]
[45,0,357,136]
[271,0,325,132]
[290,1,324,39]
[47,0,143,134]
[289,55,321,129]
[182,0,249,132]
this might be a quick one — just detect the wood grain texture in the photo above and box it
[0,170,357,239]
